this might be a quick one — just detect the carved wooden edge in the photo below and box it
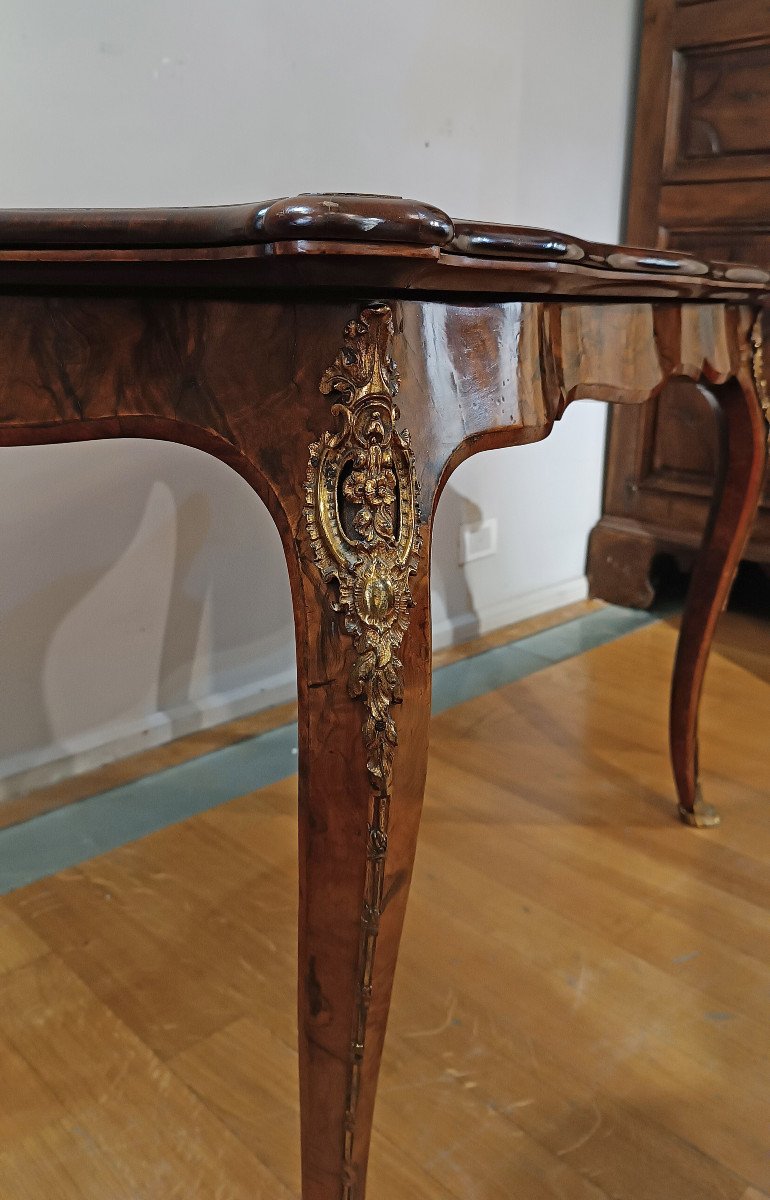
[451,220,768,287]
[0,196,453,251]
[303,302,421,1199]
[0,193,767,300]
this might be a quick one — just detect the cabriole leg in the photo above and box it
[294,303,432,1198]
[670,364,768,827]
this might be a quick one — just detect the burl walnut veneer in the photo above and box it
[0,194,768,1199]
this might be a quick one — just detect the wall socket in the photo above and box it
[459,517,498,564]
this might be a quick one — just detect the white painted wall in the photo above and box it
[0,0,641,797]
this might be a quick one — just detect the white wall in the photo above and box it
[0,0,641,797]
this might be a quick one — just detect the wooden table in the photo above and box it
[0,194,767,1200]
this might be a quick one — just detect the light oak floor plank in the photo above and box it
[0,954,293,1198]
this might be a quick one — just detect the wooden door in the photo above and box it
[588,0,770,607]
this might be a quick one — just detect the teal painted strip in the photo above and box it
[431,604,655,716]
[0,603,658,895]
[0,723,299,894]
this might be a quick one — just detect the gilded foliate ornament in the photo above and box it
[751,312,770,441]
[304,302,421,796]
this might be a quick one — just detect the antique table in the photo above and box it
[0,195,768,1199]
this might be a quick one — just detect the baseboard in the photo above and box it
[0,667,297,803]
[431,575,589,651]
[0,575,588,803]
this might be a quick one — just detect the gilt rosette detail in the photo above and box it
[304,302,421,789]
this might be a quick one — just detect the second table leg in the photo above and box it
[670,369,767,826]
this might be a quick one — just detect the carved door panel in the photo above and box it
[588,0,770,606]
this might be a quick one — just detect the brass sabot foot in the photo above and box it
[678,786,720,828]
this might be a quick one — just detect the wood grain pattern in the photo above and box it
[674,0,770,47]
[625,0,675,247]
[0,953,295,1198]
[679,43,770,161]
[1,611,769,1198]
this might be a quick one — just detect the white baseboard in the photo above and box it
[0,575,588,803]
[0,667,297,803]
[431,574,589,651]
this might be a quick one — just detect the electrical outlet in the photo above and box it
[459,517,498,564]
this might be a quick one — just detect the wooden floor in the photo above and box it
[0,610,768,1199]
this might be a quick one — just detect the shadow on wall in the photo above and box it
[430,482,483,648]
[0,444,498,797]
[0,438,296,794]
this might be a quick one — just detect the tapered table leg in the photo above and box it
[670,369,768,826]
[293,570,431,1200]
[290,302,432,1199]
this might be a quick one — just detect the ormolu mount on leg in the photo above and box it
[304,303,421,1197]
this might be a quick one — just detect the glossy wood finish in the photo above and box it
[670,374,768,826]
[2,609,770,1199]
[0,194,455,250]
[589,0,770,608]
[0,193,767,299]
[0,197,767,1200]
